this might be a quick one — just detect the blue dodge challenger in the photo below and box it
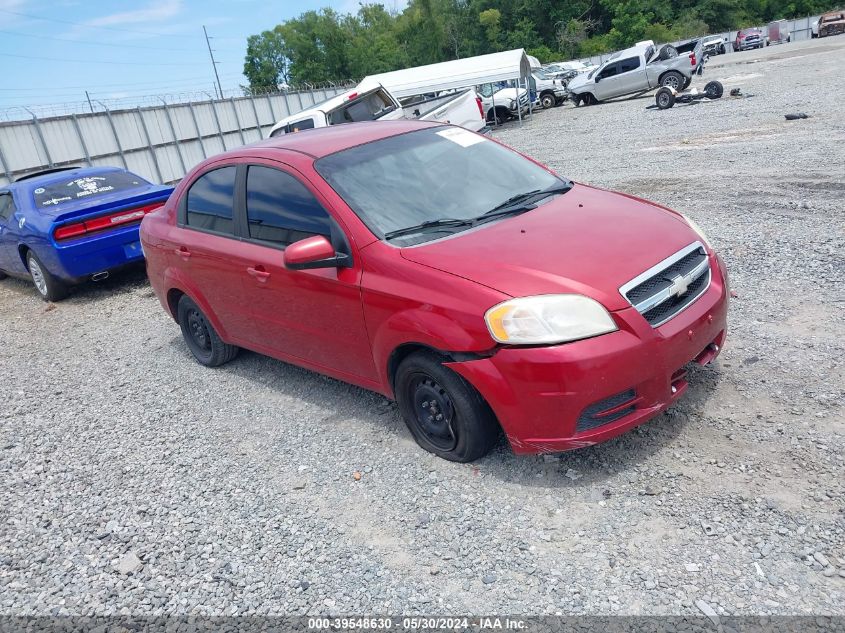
[0,166,173,301]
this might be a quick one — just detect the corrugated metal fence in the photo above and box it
[578,14,822,67]
[0,86,351,187]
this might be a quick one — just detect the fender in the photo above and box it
[162,266,232,343]
[369,306,496,395]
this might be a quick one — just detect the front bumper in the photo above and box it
[447,255,729,454]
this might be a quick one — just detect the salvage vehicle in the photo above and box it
[766,20,791,45]
[529,69,569,108]
[476,83,531,123]
[141,121,728,462]
[268,84,485,137]
[568,40,704,106]
[818,10,845,37]
[0,166,172,301]
[701,36,727,56]
[733,27,765,51]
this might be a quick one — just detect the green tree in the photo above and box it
[243,28,290,91]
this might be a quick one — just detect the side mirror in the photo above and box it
[284,235,349,270]
[594,75,601,83]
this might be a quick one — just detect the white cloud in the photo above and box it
[85,0,183,27]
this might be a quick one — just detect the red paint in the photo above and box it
[141,121,728,455]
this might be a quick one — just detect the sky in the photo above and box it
[0,0,407,113]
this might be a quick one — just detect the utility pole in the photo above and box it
[85,91,94,113]
[203,25,223,100]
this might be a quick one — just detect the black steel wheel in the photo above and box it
[540,93,555,109]
[395,351,499,462]
[177,295,238,367]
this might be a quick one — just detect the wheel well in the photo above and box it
[388,343,442,392]
[166,288,185,320]
[18,245,30,269]
[540,89,555,97]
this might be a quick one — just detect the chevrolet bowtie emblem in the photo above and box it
[669,274,690,297]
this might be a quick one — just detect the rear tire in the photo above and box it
[26,251,68,302]
[660,71,685,90]
[177,295,238,367]
[395,351,499,463]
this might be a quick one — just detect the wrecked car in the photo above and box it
[818,10,845,37]
[568,40,704,106]
[141,121,728,462]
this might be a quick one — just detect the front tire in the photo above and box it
[177,295,238,367]
[540,93,555,109]
[395,352,499,462]
[26,251,68,302]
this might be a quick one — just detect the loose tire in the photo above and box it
[540,93,555,109]
[655,87,676,110]
[704,80,724,99]
[395,351,499,462]
[659,71,685,90]
[26,250,68,302]
[658,44,678,60]
[177,295,238,367]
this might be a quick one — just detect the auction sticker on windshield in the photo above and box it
[436,127,485,148]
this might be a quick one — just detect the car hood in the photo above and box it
[492,87,525,100]
[567,73,593,90]
[399,184,700,311]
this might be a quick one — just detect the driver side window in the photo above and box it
[598,63,619,79]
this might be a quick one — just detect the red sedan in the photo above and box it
[140,121,728,462]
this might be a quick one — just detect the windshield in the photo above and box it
[315,127,566,244]
[33,171,149,208]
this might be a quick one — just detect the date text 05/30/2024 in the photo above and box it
[307,617,527,630]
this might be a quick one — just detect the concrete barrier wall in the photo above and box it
[0,86,350,187]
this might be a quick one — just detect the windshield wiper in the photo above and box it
[384,218,474,240]
[475,181,574,223]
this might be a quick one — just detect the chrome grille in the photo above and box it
[620,242,711,327]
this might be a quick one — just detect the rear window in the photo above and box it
[34,172,148,208]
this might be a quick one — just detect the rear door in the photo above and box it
[174,164,254,342]
[235,161,376,382]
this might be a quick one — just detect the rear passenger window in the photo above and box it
[246,166,332,247]
[0,193,15,222]
[618,57,641,73]
[186,167,236,234]
[288,118,315,133]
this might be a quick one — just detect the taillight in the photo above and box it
[53,202,163,241]
[690,52,697,66]
[347,92,358,100]
[476,96,484,119]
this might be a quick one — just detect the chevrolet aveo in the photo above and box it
[141,121,728,462]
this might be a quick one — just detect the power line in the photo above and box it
[0,28,244,53]
[0,52,211,66]
[0,72,245,92]
[0,7,191,38]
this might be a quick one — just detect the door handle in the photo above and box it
[247,266,270,282]
[175,246,191,259]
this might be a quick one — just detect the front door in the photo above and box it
[237,162,376,383]
[0,192,20,273]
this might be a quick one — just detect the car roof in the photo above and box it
[11,165,131,191]
[233,120,445,161]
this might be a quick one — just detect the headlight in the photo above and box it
[508,99,516,109]
[681,213,711,249]
[484,294,617,345]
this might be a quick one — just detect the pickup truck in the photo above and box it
[476,83,531,124]
[567,39,704,106]
[268,84,485,137]
[529,69,569,108]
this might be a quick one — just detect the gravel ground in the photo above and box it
[1,37,843,617]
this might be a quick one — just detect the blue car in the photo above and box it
[0,166,173,301]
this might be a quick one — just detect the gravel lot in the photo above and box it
[1,37,843,617]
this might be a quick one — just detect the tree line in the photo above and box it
[243,0,834,91]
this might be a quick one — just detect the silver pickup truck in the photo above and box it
[568,39,704,106]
